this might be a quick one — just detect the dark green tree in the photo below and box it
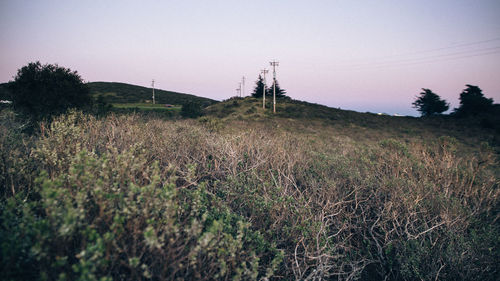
[267,78,287,98]
[251,75,266,98]
[10,62,92,121]
[412,88,449,116]
[180,101,203,118]
[93,94,112,117]
[0,82,13,101]
[454,84,494,116]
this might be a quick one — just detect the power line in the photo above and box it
[359,49,500,70]
[344,45,500,70]
[336,36,500,66]
[387,37,500,58]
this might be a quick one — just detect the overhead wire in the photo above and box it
[340,37,500,64]
[332,37,500,71]
[291,36,500,72]
[353,49,500,71]
[344,46,500,70]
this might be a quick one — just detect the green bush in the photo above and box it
[0,109,37,198]
[1,147,282,280]
[9,62,92,122]
[181,101,203,118]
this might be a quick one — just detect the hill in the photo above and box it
[1,81,218,108]
[205,96,400,122]
[204,96,500,146]
[88,81,217,106]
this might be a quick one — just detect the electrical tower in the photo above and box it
[269,60,279,113]
[261,69,268,109]
[151,79,155,105]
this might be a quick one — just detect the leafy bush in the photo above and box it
[0,109,37,198]
[198,116,224,132]
[1,113,282,280]
[9,62,92,121]
[181,101,203,118]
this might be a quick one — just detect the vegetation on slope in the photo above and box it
[205,97,500,145]
[1,98,499,280]
[88,81,217,107]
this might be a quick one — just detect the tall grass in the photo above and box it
[1,110,498,280]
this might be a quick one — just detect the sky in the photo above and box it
[1,0,499,116]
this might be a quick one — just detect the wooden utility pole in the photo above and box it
[151,79,155,104]
[261,69,268,109]
[269,60,279,113]
[236,82,241,97]
[242,76,245,97]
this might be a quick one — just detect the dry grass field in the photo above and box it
[1,98,499,280]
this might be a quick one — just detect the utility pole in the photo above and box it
[269,60,279,113]
[236,82,241,97]
[242,76,245,97]
[151,79,155,105]
[261,69,268,109]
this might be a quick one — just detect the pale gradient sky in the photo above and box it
[1,0,499,115]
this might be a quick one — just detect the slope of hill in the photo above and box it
[88,81,217,106]
[204,96,500,146]
[1,81,218,108]
[205,96,396,122]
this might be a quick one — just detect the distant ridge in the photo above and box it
[88,82,217,106]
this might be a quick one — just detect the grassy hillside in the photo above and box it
[112,103,181,110]
[205,96,500,146]
[88,81,217,106]
[1,98,499,280]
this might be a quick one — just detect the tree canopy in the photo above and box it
[454,84,494,116]
[412,88,449,116]
[251,75,266,98]
[10,62,92,120]
[251,75,287,99]
[268,78,287,98]
[180,101,203,118]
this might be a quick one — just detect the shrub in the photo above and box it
[1,116,283,279]
[9,62,92,121]
[198,116,224,132]
[0,109,37,198]
[181,101,203,118]
[454,85,494,116]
